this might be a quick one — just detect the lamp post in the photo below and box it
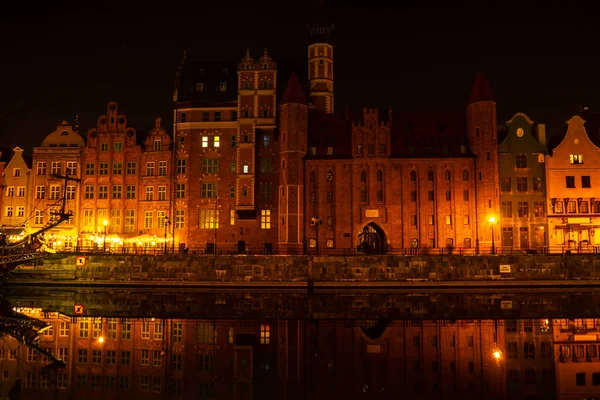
[164,216,170,255]
[488,216,497,254]
[102,220,108,252]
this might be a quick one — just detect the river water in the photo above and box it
[0,286,599,399]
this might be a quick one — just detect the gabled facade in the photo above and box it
[30,121,85,249]
[498,113,548,251]
[0,147,31,241]
[80,102,142,250]
[546,115,600,252]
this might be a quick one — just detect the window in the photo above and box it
[99,162,109,175]
[179,112,187,123]
[214,136,220,147]
[146,162,155,176]
[201,183,218,198]
[144,211,153,229]
[518,202,529,217]
[410,191,417,202]
[243,164,249,173]
[176,159,186,174]
[445,216,452,225]
[534,201,545,217]
[260,210,271,229]
[37,161,47,175]
[410,171,417,181]
[580,201,589,213]
[517,177,528,192]
[219,82,227,91]
[214,111,221,122]
[444,170,451,181]
[158,161,167,176]
[445,190,451,201]
[52,161,61,175]
[462,170,469,181]
[566,176,575,188]
[501,177,511,192]
[570,154,584,164]
[145,186,154,201]
[202,136,209,147]
[327,146,333,155]
[260,157,272,172]
[524,341,535,359]
[260,324,270,344]
[427,170,434,181]
[463,215,470,225]
[202,158,219,174]
[533,177,543,191]
[554,201,563,213]
[567,201,576,213]
[199,209,219,229]
[101,142,109,152]
[113,161,122,175]
[261,184,272,201]
[153,139,162,151]
[582,176,591,188]
[428,191,434,201]
[126,161,137,174]
[516,154,527,168]
[126,185,136,199]
[262,109,269,118]
[463,190,469,201]
[231,111,237,121]
[576,373,586,386]
[196,82,204,92]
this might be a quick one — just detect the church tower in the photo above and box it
[278,74,308,253]
[466,73,500,253]
[307,1,334,114]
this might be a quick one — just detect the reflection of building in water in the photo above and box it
[504,318,555,400]
[553,318,600,400]
[0,315,506,399]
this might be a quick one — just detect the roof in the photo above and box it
[390,111,472,157]
[468,72,494,104]
[174,61,239,107]
[40,121,85,148]
[306,111,353,159]
[281,73,307,105]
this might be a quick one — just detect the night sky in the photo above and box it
[2,2,600,154]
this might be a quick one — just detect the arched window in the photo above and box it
[360,171,367,182]
[410,170,417,181]
[310,171,316,183]
[462,170,469,181]
[379,144,387,154]
[377,170,383,182]
[444,170,451,181]
[427,170,434,181]
[327,171,333,181]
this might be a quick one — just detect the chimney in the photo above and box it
[536,124,547,146]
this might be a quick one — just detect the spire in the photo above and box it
[468,72,494,104]
[307,0,334,44]
[281,73,307,105]
[74,113,80,133]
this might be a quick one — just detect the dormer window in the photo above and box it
[219,82,227,92]
[153,140,161,151]
[196,82,204,92]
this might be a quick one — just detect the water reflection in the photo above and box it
[1,289,600,399]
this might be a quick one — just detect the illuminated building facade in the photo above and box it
[28,121,84,249]
[498,113,548,251]
[546,111,600,252]
[0,146,31,241]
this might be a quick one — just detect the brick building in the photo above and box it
[171,4,500,254]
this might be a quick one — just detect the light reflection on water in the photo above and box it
[1,287,599,399]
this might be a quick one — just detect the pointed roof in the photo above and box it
[281,73,307,105]
[468,72,494,104]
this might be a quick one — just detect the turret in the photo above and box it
[307,1,334,114]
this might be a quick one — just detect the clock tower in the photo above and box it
[307,1,334,114]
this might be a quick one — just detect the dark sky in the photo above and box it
[2,2,600,153]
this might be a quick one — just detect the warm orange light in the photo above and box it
[488,216,496,224]
[492,349,502,360]
[98,336,105,343]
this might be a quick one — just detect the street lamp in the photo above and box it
[488,216,497,254]
[164,216,171,255]
[102,219,108,252]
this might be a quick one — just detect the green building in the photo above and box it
[498,113,548,251]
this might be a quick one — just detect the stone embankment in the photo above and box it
[7,253,600,288]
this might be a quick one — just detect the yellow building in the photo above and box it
[0,146,31,242]
[546,114,600,253]
[29,121,85,250]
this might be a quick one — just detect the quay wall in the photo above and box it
[9,253,600,285]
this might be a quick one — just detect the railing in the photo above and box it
[47,244,600,256]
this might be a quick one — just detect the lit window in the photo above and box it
[214,136,220,147]
[261,209,271,229]
[570,154,583,164]
[260,324,270,344]
[202,136,208,147]
[327,147,333,155]
[219,82,227,92]
[243,164,249,173]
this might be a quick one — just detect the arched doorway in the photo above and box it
[357,223,387,254]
